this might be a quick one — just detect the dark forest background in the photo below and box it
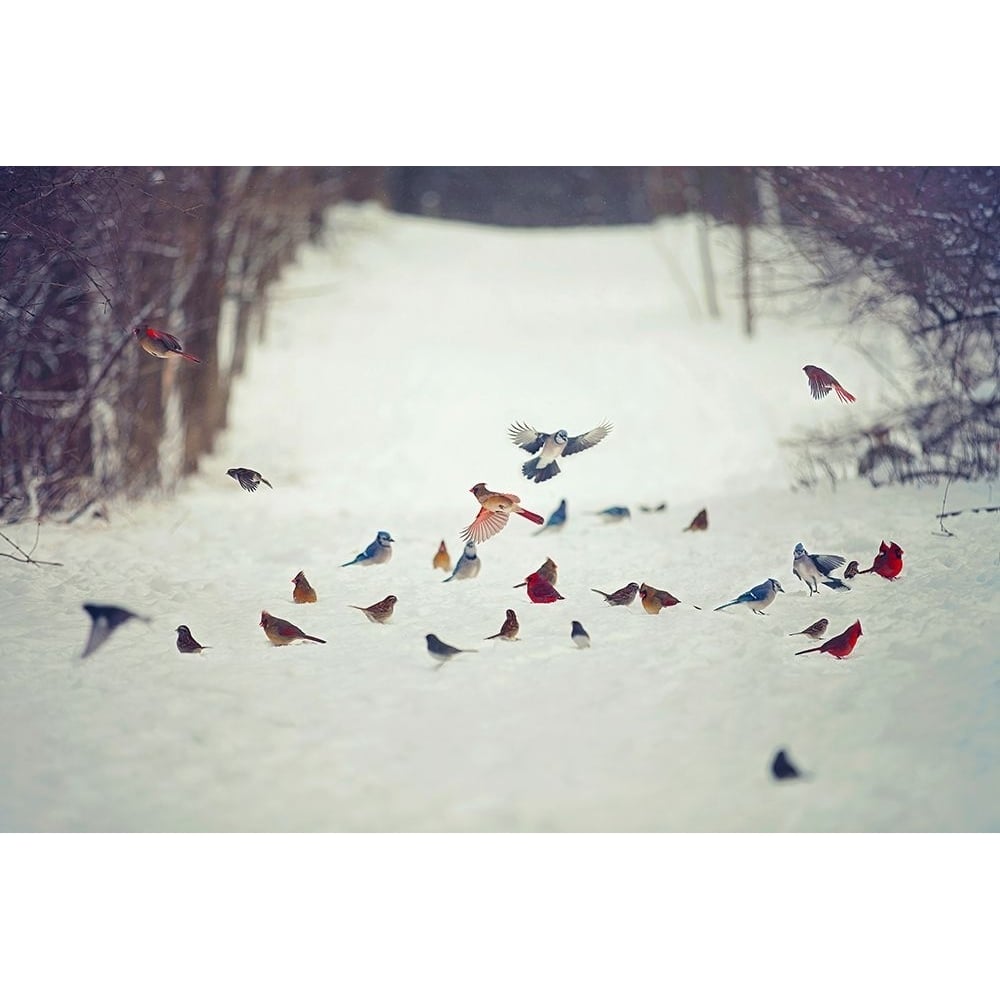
[1,166,997,524]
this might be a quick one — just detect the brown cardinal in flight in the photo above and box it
[803,365,855,403]
[461,483,544,543]
[133,326,201,363]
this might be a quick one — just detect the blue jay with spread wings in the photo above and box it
[508,420,613,483]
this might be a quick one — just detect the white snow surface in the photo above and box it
[2,204,998,832]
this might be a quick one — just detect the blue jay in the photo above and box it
[534,498,567,535]
[570,620,591,648]
[443,541,480,582]
[425,633,477,666]
[341,530,394,567]
[593,505,631,523]
[713,578,784,614]
[792,543,849,595]
[508,421,612,483]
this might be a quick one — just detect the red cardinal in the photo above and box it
[795,619,863,659]
[524,571,564,604]
[133,326,201,363]
[859,540,904,580]
[803,365,855,403]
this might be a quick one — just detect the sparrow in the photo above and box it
[132,325,201,363]
[858,540,904,580]
[639,502,668,513]
[433,540,451,572]
[425,633,477,666]
[803,364,855,403]
[843,560,860,579]
[593,506,631,523]
[227,468,272,492]
[349,595,397,624]
[792,543,850,595]
[81,603,151,658]
[461,483,544,543]
[534,498,567,535]
[771,749,803,781]
[508,420,613,483]
[570,620,591,648]
[292,570,317,604]
[796,619,863,659]
[591,581,638,606]
[788,618,829,640]
[639,583,682,615]
[341,531,394,567]
[259,610,326,645]
[484,609,520,641]
[683,508,709,532]
[443,541,480,582]
[524,571,564,603]
[176,624,209,653]
[714,578,784,614]
[514,557,557,589]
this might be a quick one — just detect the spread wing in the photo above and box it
[812,553,845,574]
[508,422,546,454]
[461,507,509,543]
[563,421,613,456]
[805,367,833,399]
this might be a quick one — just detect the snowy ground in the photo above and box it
[1,204,997,832]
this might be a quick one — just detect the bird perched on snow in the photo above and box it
[425,633,477,666]
[570,620,591,648]
[349,595,397,624]
[341,531,394,567]
[484,609,520,641]
[796,619,863,659]
[683,508,709,532]
[292,570,317,604]
[792,543,850,595]
[771,749,803,781]
[175,624,209,653]
[514,557,557,589]
[227,467,272,492]
[259,610,326,645]
[639,583,682,615]
[132,325,200,363]
[591,581,638,606]
[843,560,860,579]
[433,540,451,572]
[803,364,855,403]
[788,618,828,640]
[443,541,480,582]
[593,506,630,523]
[81,603,150,658]
[639,502,668,513]
[508,420,613,483]
[714,578,784,614]
[534,498,568,535]
[461,483,544,543]
[524,572,564,604]
[858,540,904,580]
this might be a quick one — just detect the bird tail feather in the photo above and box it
[713,601,737,611]
[795,646,821,655]
[532,460,560,483]
[522,457,539,479]
[516,509,545,525]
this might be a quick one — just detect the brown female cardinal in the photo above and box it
[795,619,863,659]
[858,541,904,580]
[803,365,855,403]
[433,540,451,572]
[514,557,557,589]
[292,571,317,604]
[259,610,326,645]
[639,583,682,615]
[133,326,200,363]
[462,483,544,543]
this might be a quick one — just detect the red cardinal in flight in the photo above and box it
[858,540,904,579]
[524,571,564,604]
[803,365,855,403]
[795,619,863,659]
[133,326,201,363]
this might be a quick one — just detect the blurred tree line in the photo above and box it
[0,166,382,523]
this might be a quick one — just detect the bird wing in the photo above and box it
[563,421,613,456]
[461,508,509,543]
[812,553,846,574]
[149,328,183,352]
[508,422,547,454]
[806,367,833,399]
[81,616,112,658]
[792,566,803,582]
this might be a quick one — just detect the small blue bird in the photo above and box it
[425,633,477,666]
[593,505,630,523]
[534,498,567,535]
[714,578,784,615]
[792,543,850,595]
[570,620,591,648]
[341,530,394,567]
[443,541,480,582]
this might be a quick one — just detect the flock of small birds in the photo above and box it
[82,339,899,782]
